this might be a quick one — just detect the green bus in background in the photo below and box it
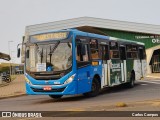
[105,37,147,88]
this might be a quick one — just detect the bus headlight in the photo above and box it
[25,77,32,85]
[64,74,76,84]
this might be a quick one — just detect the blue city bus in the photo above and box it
[18,29,147,99]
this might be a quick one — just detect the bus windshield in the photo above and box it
[26,41,72,72]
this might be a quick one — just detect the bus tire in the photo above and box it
[127,72,135,88]
[83,78,100,97]
[49,95,63,99]
[5,78,11,83]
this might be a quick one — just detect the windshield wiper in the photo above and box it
[49,41,60,55]
[48,41,60,64]
[35,43,44,63]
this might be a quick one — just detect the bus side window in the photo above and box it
[120,46,126,60]
[126,45,138,59]
[101,45,109,60]
[76,44,89,62]
[109,42,120,59]
[139,47,146,60]
[90,39,99,59]
[76,38,90,68]
[110,51,119,58]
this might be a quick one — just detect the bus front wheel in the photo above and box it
[49,95,63,99]
[83,78,100,97]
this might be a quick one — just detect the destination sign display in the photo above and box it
[31,32,68,41]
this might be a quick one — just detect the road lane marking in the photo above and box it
[140,84,148,86]
[150,80,160,82]
[64,108,85,111]
[137,80,160,85]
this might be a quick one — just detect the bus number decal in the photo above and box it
[111,63,121,72]
[94,68,98,71]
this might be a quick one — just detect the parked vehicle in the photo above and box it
[1,72,11,83]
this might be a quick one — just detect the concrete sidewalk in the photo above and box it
[0,75,26,99]
[145,73,160,80]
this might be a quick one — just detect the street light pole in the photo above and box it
[8,41,13,75]
[11,51,15,75]
[11,51,15,63]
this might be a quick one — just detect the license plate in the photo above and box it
[43,86,52,91]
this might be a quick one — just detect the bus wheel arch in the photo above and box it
[83,74,101,97]
[93,74,101,87]
[131,70,135,81]
[127,70,135,88]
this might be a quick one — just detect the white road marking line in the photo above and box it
[149,80,160,82]
[141,84,148,85]
[137,80,160,85]
[146,76,160,79]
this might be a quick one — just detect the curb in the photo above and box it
[146,76,160,79]
[0,93,26,100]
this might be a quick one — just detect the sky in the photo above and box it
[0,0,160,63]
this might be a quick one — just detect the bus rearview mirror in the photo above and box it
[26,50,29,58]
[17,48,20,58]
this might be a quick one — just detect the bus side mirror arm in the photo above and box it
[17,43,26,58]
[17,48,20,58]
[17,43,21,58]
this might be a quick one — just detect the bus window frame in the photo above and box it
[119,44,127,60]
[75,36,91,68]
[138,46,146,60]
[99,39,109,61]
[109,41,120,59]
[126,44,138,60]
[90,38,100,60]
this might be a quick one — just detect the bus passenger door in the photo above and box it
[120,46,127,82]
[109,41,122,86]
[76,41,91,94]
[100,44,109,87]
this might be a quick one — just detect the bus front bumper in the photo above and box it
[26,81,77,95]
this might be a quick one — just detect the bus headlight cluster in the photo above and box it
[25,77,32,85]
[64,74,76,84]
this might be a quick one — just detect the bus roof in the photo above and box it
[109,37,145,45]
[72,29,145,46]
[71,29,109,39]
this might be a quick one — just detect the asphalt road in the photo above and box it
[0,79,160,112]
[0,79,160,119]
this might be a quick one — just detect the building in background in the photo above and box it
[11,64,24,74]
[0,52,10,61]
[23,17,160,74]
